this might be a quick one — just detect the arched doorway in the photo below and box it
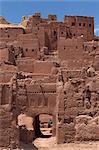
[33,114,53,138]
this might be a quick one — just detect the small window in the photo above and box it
[5,28,8,33]
[83,23,85,27]
[76,46,78,49]
[64,46,66,50]
[74,33,75,36]
[93,46,96,50]
[72,22,75,26]
[12,48,14,51]
[89,24,91,27]
[15,55,17,58]
[52,18,54,21]
[54,30,56,36]
[38,27,39,30]
[26,48,28,52]
[8,35,10,38]
[32,49,34,52]
[79,23,81,26]
[61,31,64,34]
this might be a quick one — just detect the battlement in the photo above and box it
[48,14,57,21]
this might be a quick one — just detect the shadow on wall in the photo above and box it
[33,114,53,138]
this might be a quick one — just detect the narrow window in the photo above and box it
[32,49,34,52]
[15,55,17,58]
[89,24,91,27]
[83,23,85,27]
[72,22,75,26]
[26,48,28,52]
[54,30,56,36]
[93,46,96,50]
[61,31,64,34]
[79,23,81,26]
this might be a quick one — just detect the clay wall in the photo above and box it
[0,106,19,149]
[44,22,58,50]
[0,64,17,83]
[0,48,9,61]
[28,13,42,27]
[83,41,99,71]
[58,36,84,60]
[31,26,45,48]
[0,72,16,83]
[17,26,45,58]
[0,84,11,105]
[18,34,39,58]
[58,25,70,38]
[16,82,56,115]
[33,61,54,74]
[16,58,34,73]
[56,69,99,143]
[0,27,24,42]
[64,16,94,41]
[0,48,15,64]
[48,14,57,22]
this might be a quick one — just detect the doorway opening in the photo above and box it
[33,114,53,138]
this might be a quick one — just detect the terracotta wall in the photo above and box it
[64,16,94,41]
[0,27,24,42]
[58,37,84,60]
[33,61,54,74]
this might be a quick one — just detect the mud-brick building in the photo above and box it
[0,13,99,149]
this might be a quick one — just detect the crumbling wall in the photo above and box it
[64,16,94,41]
[0,63,17,83]
[33,61,54,74]
[0,104,19,149]
[16,58,34,73]
[0,27,24,42]
[56,68,99,143]
[75,115,99,140]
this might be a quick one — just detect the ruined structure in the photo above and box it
[0,13,99,149]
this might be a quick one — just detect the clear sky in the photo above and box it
[0,0,99,35]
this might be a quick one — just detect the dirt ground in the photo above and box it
[1,129,99,150]
[1,137,99,150]
[34,137,99,150]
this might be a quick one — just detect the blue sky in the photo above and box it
[0,0,99,35]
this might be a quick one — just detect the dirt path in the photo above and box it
[34,137,99,150]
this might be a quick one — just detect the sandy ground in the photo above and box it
[34,130,99,150]
[1,129,99,150]
[34,137,99,150]
[1,137,99,150]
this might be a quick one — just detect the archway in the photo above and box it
[33,114,53,138]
